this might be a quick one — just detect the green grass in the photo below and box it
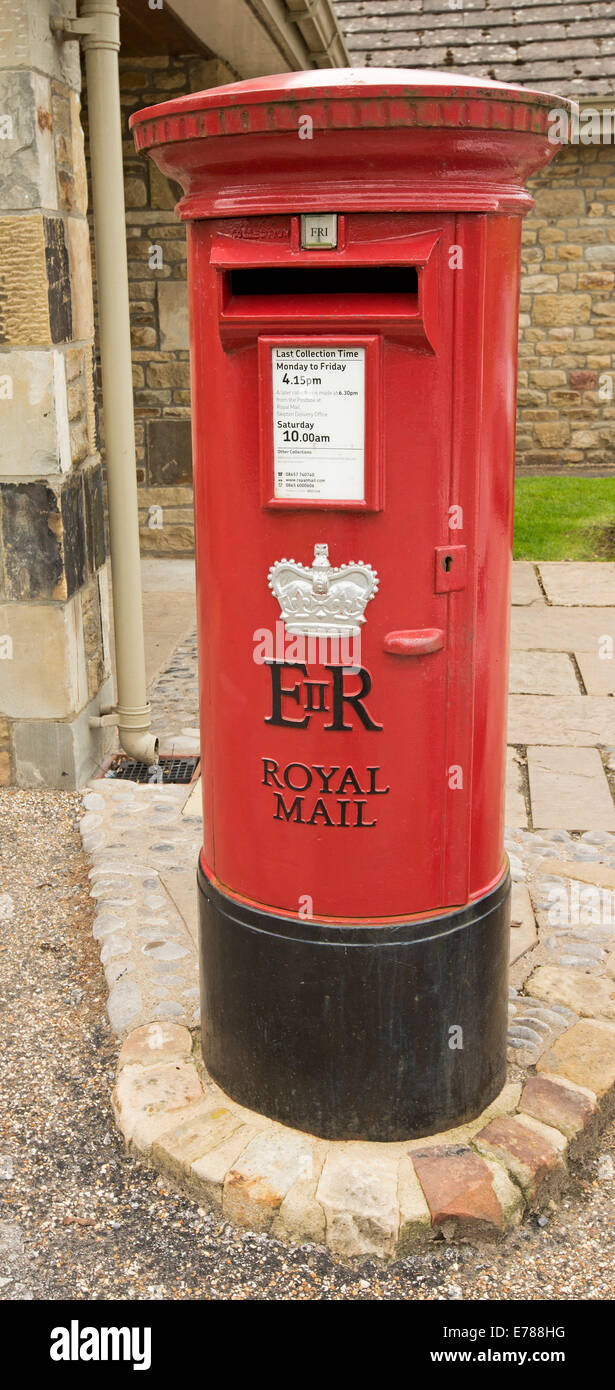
[513,477,615,560]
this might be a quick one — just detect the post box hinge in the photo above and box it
[434,544,467,593]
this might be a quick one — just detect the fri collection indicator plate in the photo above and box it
[271,345,366,502]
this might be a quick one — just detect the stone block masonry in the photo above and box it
[518,145,615,475]
[334,0,615,478]
[81,56,234,556]
[0,0,113,787]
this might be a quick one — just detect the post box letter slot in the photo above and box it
[383,628,445,655]
[228,266,419,301]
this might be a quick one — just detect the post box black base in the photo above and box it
[197,863,511,1142]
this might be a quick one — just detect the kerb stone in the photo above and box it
[223,1130,315,1234]
[152,1101,246,1187]
[316,1146,400,1259]
[118,1021,193,1070]
[112,1060,203,1152]
[397,1155,432,1251]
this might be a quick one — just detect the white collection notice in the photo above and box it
[271,345,365,501]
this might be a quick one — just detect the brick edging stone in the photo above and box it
[111,1018,615,1260]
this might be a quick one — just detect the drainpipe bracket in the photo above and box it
[90,704,153,733]
[89,708,119,729]
[51,4,120,51]
[50,17,98,41]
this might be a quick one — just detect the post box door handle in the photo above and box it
[383,628,445,655]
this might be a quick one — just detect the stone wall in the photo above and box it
[83,54,233,556]
[0,0,113,787]
[332,0,615,478]
[518,141,615,474]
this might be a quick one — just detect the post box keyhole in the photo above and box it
[442,554,453,572]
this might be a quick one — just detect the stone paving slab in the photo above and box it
[181,779,202,819]
[510,884,537,962]
[575,651,615,696]
[527,746,615,831]
[315,1146,402,1259]
[271,1152,329,1246]
[537,1019,615,1102]
[537,858,615,892]
[118,1020,194,1069]
[140,558,196,593]
[511,562,544,607]
[505,748,528,829]
[152,1100,249,1188]
[109,561,196,693]
[223,1130,316,1235]
[158,867,198,949]
[508,696,615,747]
[537,563,615,607]
[511,607,615,653]
[528,964,615,1023]
[397,1155,433,1251]
[509,651,579,696]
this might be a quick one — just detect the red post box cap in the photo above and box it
[130,67,576,220]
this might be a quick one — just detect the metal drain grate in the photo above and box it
[102,755,200,785]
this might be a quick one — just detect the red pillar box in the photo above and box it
[131,72,573,1141]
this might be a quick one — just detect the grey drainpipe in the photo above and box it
[53,0,159,765]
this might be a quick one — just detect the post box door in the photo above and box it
[192,214,475,922]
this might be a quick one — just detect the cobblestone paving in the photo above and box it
[81,782,200,1036]
[84,784,615,1068]
[148,629,199,755]
[506,827,615,1067]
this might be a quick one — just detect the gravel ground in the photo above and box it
[1,787,614,1302]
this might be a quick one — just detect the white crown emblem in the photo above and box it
[268,543,379,638]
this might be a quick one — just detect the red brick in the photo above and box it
[474,1115,563,1200]
[520,1074,595,1141]
[412,1146,503,1234]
